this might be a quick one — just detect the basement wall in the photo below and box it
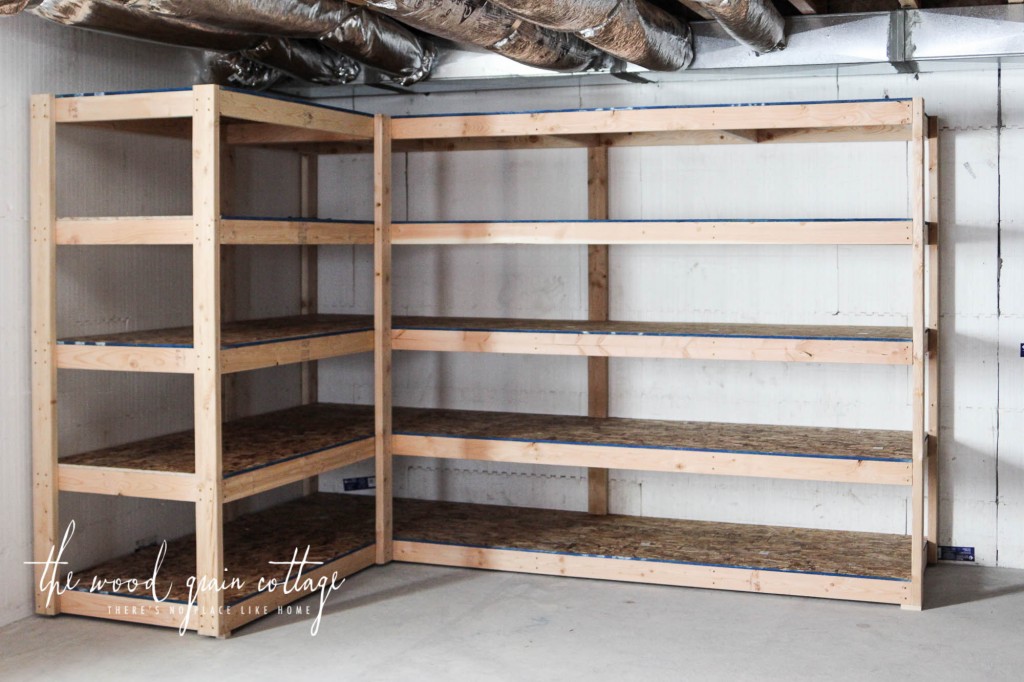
[0,17,305,628]
[317,64,1024,571]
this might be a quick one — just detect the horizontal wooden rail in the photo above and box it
[56,217,193,245]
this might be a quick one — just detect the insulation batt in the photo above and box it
[694,0,786,54]
[489,0,693,71]
[118,0,436,83]
[204,52,284,90]
[0,1,31,14]
[245,38,361,85]
[353,0,612,72]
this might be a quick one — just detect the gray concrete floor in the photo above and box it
[1,563,1022,681]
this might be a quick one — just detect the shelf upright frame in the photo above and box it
[374,114,394,564]
[587,146,611,515]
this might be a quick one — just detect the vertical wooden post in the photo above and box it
[905,98,927,611]
[374,115,393,564]
[30,94,59,616]
[219,145,238,422]
[192,85,226,636]
[587,146,610,515]
[926,116,940,566]
[301,154,320,497]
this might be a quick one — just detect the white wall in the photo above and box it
[318,64,1024,569]
[0,16,304,628]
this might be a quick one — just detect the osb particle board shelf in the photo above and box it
[54,216,374,246]
[391,316,913,365]
[58,404,374,503]
[391,219,914,246]
[392,497,912,605]
[55,314,374,374]
[391,407,913,486]
[63,493,375,632]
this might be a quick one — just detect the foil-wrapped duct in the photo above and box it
[203,52,284,91]
[693,0,786,54]
[1,1,32,14]
[354,0,611,73]
[489,0,693,71]
[117,0,436,83]
[245,38,361,85]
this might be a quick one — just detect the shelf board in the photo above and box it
[392,407,912,485]
[220,217,373,245]
[58,404,374,502]
[56,216,193,245]
[56,314,373,374]
[392,219,913,246]
[54,216,374,246]
[392,317,913,365]
[62,493,375,632]
[393,498,912,605]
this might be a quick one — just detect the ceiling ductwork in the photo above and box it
[486,0,693,72]
[203,51,285,90]
[349,0,612,73]
[689,0,785,54]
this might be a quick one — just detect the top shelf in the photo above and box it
[50,86,374,141]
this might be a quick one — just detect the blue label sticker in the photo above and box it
[343,476,376,491]
[938,546,975,562]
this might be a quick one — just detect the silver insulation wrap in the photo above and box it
[121,0,436,83]
[203,52,284,90]
[694,0,786,54]
[355,0,611,73]
[1,1,32,14]
[489,0,693,71]
[245,38,361,85]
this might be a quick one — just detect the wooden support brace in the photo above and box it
[374,115,394,564]
[301,154,320,497]
[588,147,610,516]
[926,116,940,566]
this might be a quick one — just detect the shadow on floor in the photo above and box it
[927,564,1024,609]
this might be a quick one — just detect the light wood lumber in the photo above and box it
[374,114,394,565]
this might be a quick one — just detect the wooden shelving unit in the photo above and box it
[30,86,391,637]
[377,97,940,610]
[31,92,939,637]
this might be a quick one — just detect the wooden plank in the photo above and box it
[756,125,913,145]
[301,154,320,498]
[588,147,610,516]
[54,90,194,123]
[220,219,373,245]
[219,329,373,374]
[906,98,927,610]
[191,84,225,638]
[59,591,198,631]
[219,88,374,138]
[391,220,914,246]
[375,114,394,565]
[58,466,196,502]
[223,545,376,631]
[395,542,907,605]
[56,216,193,245]
[392,329,912,364]
[30,93,59,616]
[224,439,374,503]
[787,0,825,14]
[927,116,940,566]
[224,122,369,146]
[394,436,912,486]
[55,345,194,373]
[391,101,915,141]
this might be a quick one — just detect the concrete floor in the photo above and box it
[2,563,1022,681]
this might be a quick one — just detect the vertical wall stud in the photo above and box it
[301,154,320,496]
[192,85,226,636]
[30,94,59,616]
[926,116,940,566]
[374,115,394,564]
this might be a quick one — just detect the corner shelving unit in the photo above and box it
[376,98,939,609]
[30,86,390,636]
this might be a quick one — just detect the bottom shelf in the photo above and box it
[61,493,375,632]
[393,498,913,606]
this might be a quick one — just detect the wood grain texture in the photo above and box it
[374,114,394,565]
[60,404,374,475]
[58,314,373,348]
[73,494,375,605]
[587,146,610,515]
[393,498,912,581]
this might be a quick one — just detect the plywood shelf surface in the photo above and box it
[393,497,911,583]
[56,315,374,374]
[392,407,912,485]
[392,316,913,365]
[70,493,374,609]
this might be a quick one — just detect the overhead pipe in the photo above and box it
[487,0,693,71]
[689,0,786,54]
[111,0,437,84]
[352,0,612,73]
